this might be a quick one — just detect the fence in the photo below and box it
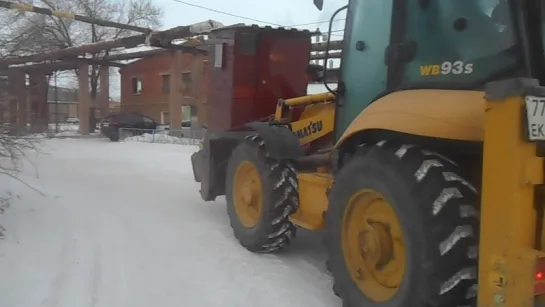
[1,122,97,137]
[47,123,79,132]
[118,128,203,146]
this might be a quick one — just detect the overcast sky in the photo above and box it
[155,0,348,33]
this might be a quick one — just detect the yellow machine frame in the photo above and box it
[477,87,545,306]
[275,82,545,306]
[274,92,336,146]
[273,92,336,229]
[279,89,489,232]
[336,89,486,145]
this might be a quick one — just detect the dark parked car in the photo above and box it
[100,112,158,141]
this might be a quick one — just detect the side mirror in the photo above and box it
[314,0,323,10]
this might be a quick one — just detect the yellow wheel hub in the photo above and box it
[342,189,406,302]
[233,161,263,228]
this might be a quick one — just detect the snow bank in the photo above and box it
[307,83,337,94]
[124,133,202,146]
[54,131,84,137]
[47,123,79,132]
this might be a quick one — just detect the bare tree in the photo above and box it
[0,0,163,100]
[0,87,43,237]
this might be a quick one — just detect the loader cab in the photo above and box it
[321,0,545,140]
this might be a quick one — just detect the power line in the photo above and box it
[170,0,283,26]
[169,0,344,36]
[290,19,346,27]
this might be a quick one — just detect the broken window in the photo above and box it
[131,77,142,94]
[161,74,170,94]
[181,72,192,93]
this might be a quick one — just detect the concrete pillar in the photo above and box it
[16,72,27,131]
[28,72,47,133]
[99,65,109,118]
[77,63,90,134]
[169,51,182,134]
[7,69,25,133]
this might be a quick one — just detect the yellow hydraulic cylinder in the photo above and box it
[283,92,335,107]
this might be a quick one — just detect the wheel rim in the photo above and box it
[341,189,406,302]
[233,160,263,228]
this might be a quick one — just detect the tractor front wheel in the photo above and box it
[225,135,299,253]
[325,141,479,307]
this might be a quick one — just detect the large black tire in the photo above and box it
[325,140,479,307]
[225,135,299,253]
[109,132,120,142]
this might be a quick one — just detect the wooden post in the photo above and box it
[99,65,110,118]
[28,72,47,133]
[77,63,90,134]
[7,69,25,133]
[16,71,27,132]
[169,51,182,134]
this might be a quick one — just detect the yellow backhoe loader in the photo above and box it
[192,0,545,306]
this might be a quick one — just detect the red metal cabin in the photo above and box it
[205,25,312,132]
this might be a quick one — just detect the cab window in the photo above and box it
[401,0,520,88]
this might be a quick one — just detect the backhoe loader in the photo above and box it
[191,0,545,306]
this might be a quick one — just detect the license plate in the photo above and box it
[525,96,545,141]
[103,123,109,127]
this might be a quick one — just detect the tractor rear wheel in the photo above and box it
[325,141,479,307]
[225,135,299,253]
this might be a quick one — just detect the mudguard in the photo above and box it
[192,123,304,202]
[335,89,487,148]
[245,122,305,159]
[190,150,203,182]
[191,132,241,202]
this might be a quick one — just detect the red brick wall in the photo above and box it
[119,51,208,124]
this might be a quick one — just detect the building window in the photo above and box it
[131,77,142,94]
[181,72,192,93]
[202,60,208,74]
[214,44,224,68]
[190,105,198,122]
[161,111,170,124]
[161,74,170,94]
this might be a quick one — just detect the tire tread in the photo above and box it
[226,134,299,253]
[325,140,479,307]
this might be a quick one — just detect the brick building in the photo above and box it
[119,50,209,126]
[0,81,81,124]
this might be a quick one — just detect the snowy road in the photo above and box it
[0,138,339,307]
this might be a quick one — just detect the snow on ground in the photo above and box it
[0,138,339,307]
[124,133,201,146]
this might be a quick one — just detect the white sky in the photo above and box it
[157,0,348,32]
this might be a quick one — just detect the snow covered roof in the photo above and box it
[209,23,314,35]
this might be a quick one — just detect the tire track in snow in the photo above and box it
[89,245,101,307]
[39,209,100,307]
[42,235,76,307]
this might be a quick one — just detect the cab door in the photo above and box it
[334,0,395,141]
